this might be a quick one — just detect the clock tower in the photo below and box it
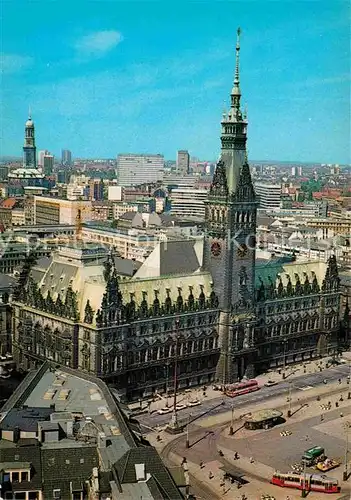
[204,28,258,383]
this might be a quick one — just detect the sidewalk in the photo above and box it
[129,352,350,413]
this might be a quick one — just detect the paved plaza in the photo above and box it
[150,377,351,500]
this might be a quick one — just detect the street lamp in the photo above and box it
[186,413,191,448]
[229,404,234,435]
[282,339,288,379]
[165,361,170,407]
[301,459,307,498]
[166,318,182,433]
[287,381,292,418]
[343,420,350,482]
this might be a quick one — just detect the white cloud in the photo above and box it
[0,53,33,74]
[74,30,123,57]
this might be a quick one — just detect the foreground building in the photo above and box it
[0,362,183,499]
[10,29,343,399]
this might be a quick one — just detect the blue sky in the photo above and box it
[1,0,350,163]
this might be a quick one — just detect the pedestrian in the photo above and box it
[321,414,324,421]
[340,412,344,418]
[249,456,254,463]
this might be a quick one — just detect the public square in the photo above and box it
[149,373,351,500]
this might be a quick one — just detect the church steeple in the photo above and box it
[23,111,37,169]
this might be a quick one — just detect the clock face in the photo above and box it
[211,241,221,257]
[248,235,256,249]
[237,243,248,259]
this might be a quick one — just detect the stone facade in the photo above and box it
[12,246,220,400]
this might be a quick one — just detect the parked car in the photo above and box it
[188,399,201,407]
[175,403,187,411]
[264,380,278,387]
[157,407,172,415]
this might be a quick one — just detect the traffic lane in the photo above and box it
[137,364,350,428]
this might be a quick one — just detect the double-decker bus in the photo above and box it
[225,379,259,398]
[271,471,340,494]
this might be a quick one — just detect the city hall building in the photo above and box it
[11,31,344,400]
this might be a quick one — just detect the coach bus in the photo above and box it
[271,471,340,494]
[225,379,259,398]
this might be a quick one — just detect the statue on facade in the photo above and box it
[84,300,94,324]
[198,284,206,310]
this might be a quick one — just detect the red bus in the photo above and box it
[225,379,259,397]
[271,472,340,494]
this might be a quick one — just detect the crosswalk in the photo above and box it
[280,430,292,437]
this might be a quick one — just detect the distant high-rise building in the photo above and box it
[291,166,296,177]
[176,150,190,174]
[62,149,72,166]
[255,182,281,210]
[0,165,9,182]
[89,179,104,201]
[38,150,49,168]
[23,113,36,168]
[43,154,54,176]
[117,154,164,186]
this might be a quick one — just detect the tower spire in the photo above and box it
[28,105,32,120]
[234,27,241,88]
[231,27,242,115]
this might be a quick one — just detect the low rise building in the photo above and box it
[0,362,183,499]
[34,197,92,225]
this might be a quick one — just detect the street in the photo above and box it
[137,363,350,431]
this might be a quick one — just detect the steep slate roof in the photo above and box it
[41,446,99,499]
[0,443,42,490]
[114,447,182,500]
[159,239,200,275]
[113,256,142,277]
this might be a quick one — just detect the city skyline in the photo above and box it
[1,1,350,164]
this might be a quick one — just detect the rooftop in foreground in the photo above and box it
[0,362,183,499]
